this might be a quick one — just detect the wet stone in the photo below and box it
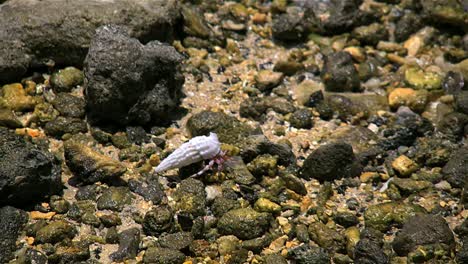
[352,23,388,46]
[51,93,85,118]
[143,247,185,264]
[99,213,122,227]
[289,108,313,129]
[128,177,165,204]
[143,205,174,236]
[64,141,126,184]
[211,197,240,217]
[158,232,193,251]
[44,116,87,137]
[49,195,70,214]
[48,242,90,263]
[217,208,270,240]
[110,228,140,262]
[264,254,288,264]
[333,212,359,228]
[300,142,362,182]
[35,220,77,244]
[455,91,468,115]
[50,67,84,93]
[1,83,38,111]
[442,146,468,188]
[395,11,424,42]
[442,71,465,95]
[354,238,388,264]
[287,244,330,264]
[391,177,432,194]
[247,154,278,178]
[392,214,455,257]
[0,108,22,128]
[321,52,360,92]
[75,185,100,200]
[255,70,284,92]
[308,222,346,252]
[126,126,150,145]
[173,178,206,217]
[364,202,426,232]
[97,187,133,212]
[15,248,48,264]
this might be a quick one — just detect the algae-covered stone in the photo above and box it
[217,235,240,256]
[211,197,241,217]
[247,154,278,178]
[287,244,330,264]
[352,23,388,46]
[110,228,140,262]
[328,126,379,154]
[364,202,426,232]
[321,52,360,92]
[1,83,38,111]
[0,108,22,128]
[254,197,281,213]
[44,116,87,137]
[51,93,85,118]
[280,173,307,195]
[392,214,455,257]
[50,67,84,92]
[143,205,174,236]
[67,200,98,226]
[301,142,362,182]
[218,208,270,240]
[143,247,185,264]
[455,91,468,115]
[15,248,47,264]
[64,141,126,184]
[240,96,296,120]
[224,156,256,185]
[289,108,313,129]
[158,232,193,251]
[421,0,468,31]
[395,11,424,42]
[405,67,442,90]
[35,220,76,244]
[308,222,346,252]
[391,177,432,194]
[333,212,359,228]
[273,59,305,76]
[97,187,133,211]
[50,195,70,214]
[392,155,419,177]
[187,110,258,146]
[173,178,206,217]
[33,103,59,124]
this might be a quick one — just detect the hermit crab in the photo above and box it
[154,132,229,177]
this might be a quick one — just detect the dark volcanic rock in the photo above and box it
[0,0,180,83]
[455,91,468,115]
[128,177,165,204]
[392,214,455,256]
[442,146,468,188]
[0,206,28,263]
[0,40,30,84]
[143,206,174,236]
[44,116,88,137]
[272,7,307,41]
[300,142,362,182]
[395,11,424,42]
[321,52,361,92]
[0,127,62,206]
[143,247,185,264]
[287,244,330,264]
[84,25,184,126]
[304,0,363,35]
[421,0,468,32]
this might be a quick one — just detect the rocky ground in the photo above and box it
[0,0,467,263]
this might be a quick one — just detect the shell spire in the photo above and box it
[154,132,221,173]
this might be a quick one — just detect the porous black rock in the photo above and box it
[300,142,362,182]
[0,127,62,206]
[0,206,29,263]
[84,25,184,126]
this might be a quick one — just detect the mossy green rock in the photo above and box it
[50,67,84,92]
[247,154,278,178]
[364,202,426,232]
[212,197,241,217]
[224,156,256,185]
[187,111,258,147]
[1,83,39,111]
[173,178,206,216]
[391,177,432,194]
[143,247,185,264]
[44,116,87,137]
[254,197,281,213]
[352,23,388,45]
[64,141,126,184]
[158,232,193,251]
[97,187,133,211]
[143,205,174,236]
[218,208,271,240]
[0,108,22,128]
[51,93,85,118]
[308,222,346,251]
[289,108,313,129]
[405,67,442,90]
[33,103,59,124]
[35,220,76,244]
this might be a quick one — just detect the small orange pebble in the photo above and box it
[26,237,35,245]
[252,13,267,24]
[300,196,312,212]
[30,211,56,220]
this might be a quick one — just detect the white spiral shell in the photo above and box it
[154,132,221,173]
